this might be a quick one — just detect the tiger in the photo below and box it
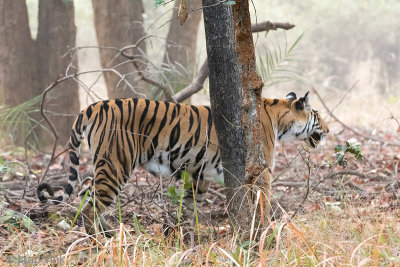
[37,91,329,236]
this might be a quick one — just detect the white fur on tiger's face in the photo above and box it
[37,91,328,236]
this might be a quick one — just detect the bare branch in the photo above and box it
[120,37,177,102]
[174,61,208,102]
[251,21,295,32]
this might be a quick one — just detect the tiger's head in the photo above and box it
[273,91,329,148]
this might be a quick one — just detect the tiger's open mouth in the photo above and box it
[308,132,322,148]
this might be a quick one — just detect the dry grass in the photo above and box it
[1,204,399,266]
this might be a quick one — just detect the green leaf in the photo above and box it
[21,215,36,232]
[334,145,345,153]
[0,209,36,232]
[225,0,236,6]
[241,240,256,250]
[154,0,165,7]
[214,177,225,186]
[346,141,351,148]
[71,189,89,230]
[181,170,190,184]
[183,183,192,190]
[167,186,179,204]
[168,185,176,195]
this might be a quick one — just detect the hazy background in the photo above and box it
[25,0,400,131]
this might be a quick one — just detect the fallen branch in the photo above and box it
[312,87,400,146]
[272,181,305,187]
[323,170,372,180]
[207,188,226,200]
[1,189,39,202]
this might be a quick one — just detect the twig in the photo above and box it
[120,36,177,102]
[207,188,226,200]
[272,181,305,187]
[311,87,400,146]
[251,21,295,32]
[1,189,39,202]
[323,170,372,180]
[291,147,312,219]
[343,181,367,193]
[326,80,358,119]
[39,78,63,184]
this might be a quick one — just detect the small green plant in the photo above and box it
[0,208,37,232]
[334,139,362,167]
[166,170,192,204]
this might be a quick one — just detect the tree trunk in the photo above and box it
[92,0,148,99]
[202,0,253,234]
[163,0,202,86]
[232,1,269,228]
[0,0,79,146]
[36,0,80,145]
[0,0,38,106]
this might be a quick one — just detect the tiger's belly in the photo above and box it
[141,151,224,183]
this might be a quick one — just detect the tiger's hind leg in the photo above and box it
[81,160,128,237]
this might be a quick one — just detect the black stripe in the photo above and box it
[86,105,92,118]
[64,183,73,195]
[195,146,207,164]
[69,151,79,165]
[87,113,98,148]
[181,136,193,158]
[270,99,279,106]
[188,109,194,132]
[277,111,290,128]
[168,120,181,150]
[75,113,83,135]
[69,167,78,181]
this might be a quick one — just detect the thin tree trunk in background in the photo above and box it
[92,0,148,99]
[0,1,38,105]
[163,0,202,85]
[37,0,80,145]
[232,1,270,228]
[202,0,253,234]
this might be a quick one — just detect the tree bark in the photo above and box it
[232,0,269,227]
[163,0,202,85]
[36,0,80,145]
[92,0,148,98]
[202,0,253,234]
[0,1,38,105]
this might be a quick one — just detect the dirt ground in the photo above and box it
[0,125,399,264]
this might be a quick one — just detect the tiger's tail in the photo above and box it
[37,111,87,205]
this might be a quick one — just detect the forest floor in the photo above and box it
[0,126,399,266]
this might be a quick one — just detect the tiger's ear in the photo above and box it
[286,92,297,100]
[295,91,310,111]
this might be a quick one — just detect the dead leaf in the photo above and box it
[178,0,188,25]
